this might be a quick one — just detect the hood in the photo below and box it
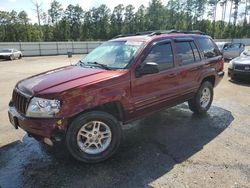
[233,56,250,64]
[17,65,126,95]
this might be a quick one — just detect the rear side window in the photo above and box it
[176,42,199,65]
[143,43,174,71]
[197,38,220,58]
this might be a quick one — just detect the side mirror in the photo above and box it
[136,62,159,77]
[67,51,72,58]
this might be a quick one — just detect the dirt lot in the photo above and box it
[0,56,250,188]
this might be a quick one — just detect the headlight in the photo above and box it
[228,61,234,69]
[26,97,61,118]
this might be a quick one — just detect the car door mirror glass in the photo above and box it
[136,62,159,77]
[223,46,228,50]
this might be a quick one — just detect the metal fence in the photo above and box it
[214,38,250,45]
[0,41,103,56]
[1,39,250,57]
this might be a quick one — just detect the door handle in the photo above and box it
[167,73,178,78]
[190,65,203,71]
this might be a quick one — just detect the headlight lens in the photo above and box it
[26,97,61,118]
[228,61,234,69]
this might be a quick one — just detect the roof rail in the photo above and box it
[176,30,206,35]
[151,30,206,35]
[112,30,205,39]
[112,30,161,39]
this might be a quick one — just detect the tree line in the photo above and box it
[1,0,250,42]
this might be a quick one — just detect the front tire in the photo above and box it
[188,81,214,114]
[66,111,121,163]
[9,54,14,60]
[230,74,236,81]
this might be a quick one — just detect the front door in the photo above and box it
[223,43,241,59]
[130,40,180,117]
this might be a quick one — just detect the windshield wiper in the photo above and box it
[86,61,112,70]
[77,60,86,66]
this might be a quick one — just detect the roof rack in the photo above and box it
[112,30,205,39]
[176,30,206,35]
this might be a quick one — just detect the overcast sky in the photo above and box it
[0,0,245,24]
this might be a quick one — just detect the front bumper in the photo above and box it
[8,105,67,141]
[0,55,10,59]
[228,68,250,78]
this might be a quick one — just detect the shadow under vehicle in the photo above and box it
[0,104,234,188]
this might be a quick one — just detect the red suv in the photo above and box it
[8,30,224,162]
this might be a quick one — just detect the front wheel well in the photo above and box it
[91,101,124,122]
[68,101,125,127]
[201,75,215,87]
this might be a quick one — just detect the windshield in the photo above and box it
[78,41,144,69]
[241,50,250,56]
[0,49,12,53]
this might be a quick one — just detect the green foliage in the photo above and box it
[48,0,63,24]
[1,0,250,42]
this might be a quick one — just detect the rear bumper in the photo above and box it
[8,105,67,142]
[218,71,225,77]
[214,71,224,86]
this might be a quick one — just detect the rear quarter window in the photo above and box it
[197,38,221,59]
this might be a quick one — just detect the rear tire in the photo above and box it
[18,54,22,59]
[66,111,121,163]
[188,81,213,114]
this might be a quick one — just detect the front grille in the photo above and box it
[12,90,29,114]
[234,64,250,71]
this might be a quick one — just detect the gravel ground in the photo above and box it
[0,55,249,188]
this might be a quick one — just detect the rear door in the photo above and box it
[174,39,203,96]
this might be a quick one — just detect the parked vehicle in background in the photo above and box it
[0,49,22,60]
[228,49,250,80]
[8,30,224,163]
[216,42,245,60]
[240,49,250,56]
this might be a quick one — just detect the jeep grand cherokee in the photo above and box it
[8,30,224,163]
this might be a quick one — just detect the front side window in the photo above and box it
[197,38,220,58]
[78,41,144,69]
[226,43,240,49]
[143,43,174,71]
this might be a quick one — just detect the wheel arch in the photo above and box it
[201,75,215,87]
[68,101,125,128]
